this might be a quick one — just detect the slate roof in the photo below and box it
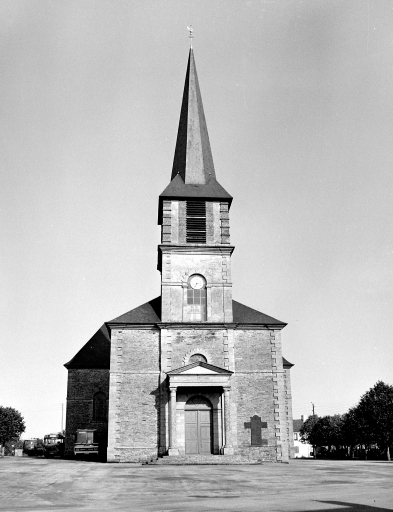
[64,324,110,369]
[158,175,232,224]
[106,296,286,327]
[65,298,288,369]
[107,296,161,324]
[232,300,286,326]
[160,174,232,201]
[171,49,216,184]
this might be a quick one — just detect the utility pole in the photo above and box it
[311,402,315,416]
[61,403,64,432]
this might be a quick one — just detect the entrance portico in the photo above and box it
[166,362,234,456]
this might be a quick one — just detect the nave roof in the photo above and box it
[106,296,286,327]
[64,298,287,369]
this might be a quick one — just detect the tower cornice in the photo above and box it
[158,244,234,255]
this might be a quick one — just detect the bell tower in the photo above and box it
[158,49,234,323]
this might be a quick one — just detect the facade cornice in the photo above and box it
[105,323,160,331]
[106,322,285,331]
[168,373,232,388]
[157,323,286,331]
[161,281,233,287]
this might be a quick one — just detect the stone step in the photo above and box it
[148,454,265,465]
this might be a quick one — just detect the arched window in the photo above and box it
[93,391,107,421]
[189,353,207,364]
[187,275,207,321]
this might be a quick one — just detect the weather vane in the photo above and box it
[187,25,194,48]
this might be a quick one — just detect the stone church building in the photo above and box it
[65,49,294,463]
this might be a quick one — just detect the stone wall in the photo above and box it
[234,329,288,461]
[160,249,234,323]
[107,327,160,463]
[169,328,226,370]
[284,366,295,458]
[64,368,109,458]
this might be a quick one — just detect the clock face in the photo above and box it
[190,275,204,289]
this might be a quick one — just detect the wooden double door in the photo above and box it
[185,396,212,455]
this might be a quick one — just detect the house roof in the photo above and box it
[64,324,110,369]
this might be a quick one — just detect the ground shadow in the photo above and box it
[314,500,392,512]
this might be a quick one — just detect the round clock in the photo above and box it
[189,275,204,289]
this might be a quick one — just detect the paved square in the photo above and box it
[0,458,392,511]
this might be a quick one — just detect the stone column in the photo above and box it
[168,387,179,456]
[223,387,234,455]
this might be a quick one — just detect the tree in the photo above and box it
[299,414,319,457]
[300,415,345,458]
[355,381,393,461]
[4,438,23,456]
[341,406,373,458]
[0,407,25,452]
[316,415,343,454]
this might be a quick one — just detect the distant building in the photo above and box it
[64,49,294,463]
[293,416,312,458]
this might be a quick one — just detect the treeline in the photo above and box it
[299,381,393,461]
[0,406,25,457]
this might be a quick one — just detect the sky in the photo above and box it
[1,0,392,439]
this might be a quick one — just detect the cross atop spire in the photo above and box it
[187,25,193,49]
[171,49,216,184]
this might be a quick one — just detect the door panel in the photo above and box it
[199,425,211,454]
[185,409,212,454]
[185,411,198,454]
[199,410,210,422]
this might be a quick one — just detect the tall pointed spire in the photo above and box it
[171,49,216,184]
[159,49,232,216]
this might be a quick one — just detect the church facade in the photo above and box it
[64,50,294,463]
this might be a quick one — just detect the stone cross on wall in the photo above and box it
[244,415,268,446]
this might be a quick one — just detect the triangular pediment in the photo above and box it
[167,361,232,375]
